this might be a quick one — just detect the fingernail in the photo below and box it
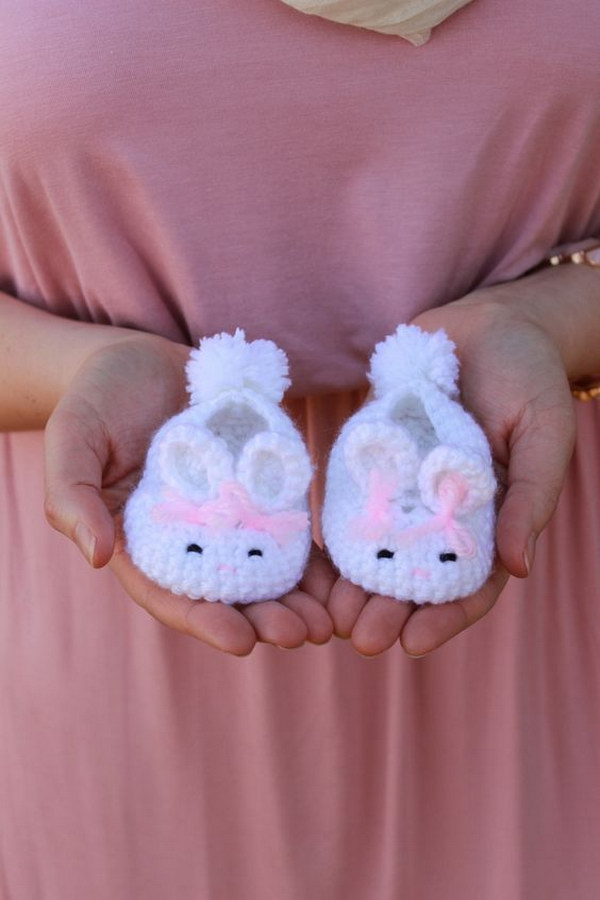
[523,533,537,576]
[74,522,97,566]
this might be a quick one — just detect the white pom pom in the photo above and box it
[186,329,290,405]
[368,324,459,398]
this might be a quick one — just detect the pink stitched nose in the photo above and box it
[412,568,431,579]
[218,564,237,574]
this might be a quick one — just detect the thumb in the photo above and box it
[44,398,115,567]
[496,393,575,578]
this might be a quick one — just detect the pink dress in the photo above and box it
[1,1,600,897]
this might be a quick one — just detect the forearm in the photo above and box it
[0,293,147,431]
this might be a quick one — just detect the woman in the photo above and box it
[1,1,599,897]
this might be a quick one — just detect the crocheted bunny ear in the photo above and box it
[418,445,496,516]
[186,329,291,405]
[369,324,459,399]
[236,432,312,512]
[344,422,420,490]
[154,423,234,503]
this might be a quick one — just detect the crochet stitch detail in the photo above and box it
[322,323,496,604]
[124,331,312,604]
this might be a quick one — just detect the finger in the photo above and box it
[326,577,369,639]
[496,392,575,577]
[298,544,338,605]
[109,543,256,656]
[44,401,115,567]
[241,600,308,649]
[351,594,414,657]
[281,589,333,644]
[400,564,510,657]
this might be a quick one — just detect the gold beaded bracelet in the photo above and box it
[545,239,600,401]
[571,382,600,402]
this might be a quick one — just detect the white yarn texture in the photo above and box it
[124,330,312,604]
[322,323,497,604]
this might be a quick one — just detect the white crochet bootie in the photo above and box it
[322,324,497,604]
[124,330,313,604]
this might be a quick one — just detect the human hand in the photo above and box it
[44,335,333,655]
[328,276,578,657]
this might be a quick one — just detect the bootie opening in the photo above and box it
[206,402,268,460]
[389,394,436,456]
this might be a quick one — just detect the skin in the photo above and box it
[330,262,600,655]
[1,261,599,656]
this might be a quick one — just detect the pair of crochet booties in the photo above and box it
[124,326,496,606]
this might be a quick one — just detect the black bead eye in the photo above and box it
[377,549,395,560]
[186,543,203,554]
[248,548,263,557]
[439,552,457,563]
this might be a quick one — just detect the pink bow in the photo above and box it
[352,470,476,558]
[353,469,398,540]
[416,473,476,558]
[152,481,308,547]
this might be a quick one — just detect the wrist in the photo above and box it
[53,322,162,407]
[0,291,190,431]
[463,264,600,384]
[61,328,191,404]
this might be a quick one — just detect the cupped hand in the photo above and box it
[328,284,576,657]
[44,334,334,655]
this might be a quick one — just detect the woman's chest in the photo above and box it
[1,0,598,165]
